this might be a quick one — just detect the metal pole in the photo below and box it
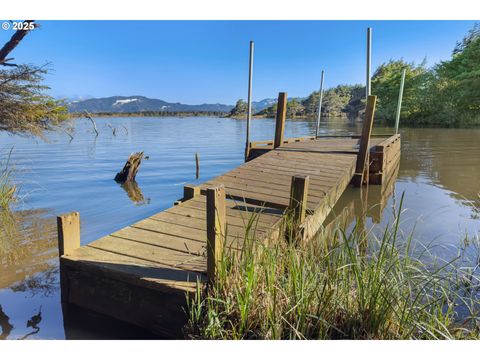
[395,68,406,134]
[245,40,254,160]
[366,27,372,99]
[315,70,325,138]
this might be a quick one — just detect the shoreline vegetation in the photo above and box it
[184,195,480,340]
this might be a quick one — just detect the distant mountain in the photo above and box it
[67,96,234,114]
[252,98,277,112]
[67,96,280,114]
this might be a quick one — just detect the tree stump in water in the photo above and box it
[114,152,144,183]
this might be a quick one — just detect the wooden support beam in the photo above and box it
[57,212,80,257]
[183,184,200,200]
[57,211,80,304]
[288,175,309,241]
[206,185,226,284]
[274,92,287,149]
[352,95,377,187]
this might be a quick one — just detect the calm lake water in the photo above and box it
[0,116,479,339]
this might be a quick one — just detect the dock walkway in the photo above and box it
[56,95,401,337]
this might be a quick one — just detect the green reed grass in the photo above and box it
[185,193,480,339]
[0,148,17,209]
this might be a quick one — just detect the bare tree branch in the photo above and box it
[0,20,36,66]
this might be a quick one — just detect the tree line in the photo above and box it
[230,24,480,127]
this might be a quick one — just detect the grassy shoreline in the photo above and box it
[184,195,480,340]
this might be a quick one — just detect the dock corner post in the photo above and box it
[353,95,377,187]
[274,92,288,149]
[57,211,80,303]
[288,175,309,242]
[183,184,200,201]
[206,185,226,285]
[57,212,80,257]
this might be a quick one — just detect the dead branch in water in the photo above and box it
[107,123,116,136]
[195,152,200,179]
[114,152,144,183]
[64,129,74,141]
[83,111,98,136]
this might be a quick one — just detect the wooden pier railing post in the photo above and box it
[288,175,309,241]
[206,185,226,284]
[274,92,288,149]
[57,211,80,303]
[352,95,377,187]
[57,212,80,256]
[183,185,200,201]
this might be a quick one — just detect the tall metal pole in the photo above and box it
[366,27,372,100]
[315,70,325,138]
[395,68,406,134]
[245,40,254,160]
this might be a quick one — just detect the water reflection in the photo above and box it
[400,128,480,215]
[119,181,150,205]
[0,208,57,339]
[18,307,42,340]
[0,208,57,291]
[0,305,13,340]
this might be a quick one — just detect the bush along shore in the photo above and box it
[184,194,480,340]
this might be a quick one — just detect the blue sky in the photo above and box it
[0,20,476,104]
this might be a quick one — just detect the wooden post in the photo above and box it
[274,92,287,149]
[353,95,377,187]
[288,175,309,240]
[57,211,80,303]
[57,212,80,257]
[183,184,200,200]
[206,185,226,284]
[195,152,200,179]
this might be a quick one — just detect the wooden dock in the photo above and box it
[56,95,401,338]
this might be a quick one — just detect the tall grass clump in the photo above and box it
[185,194,480,339]
[0,148,17,209]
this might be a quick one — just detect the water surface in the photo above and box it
[0,117,479,339]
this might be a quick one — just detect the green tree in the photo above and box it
[0,65,68,134]
[229,99,248,117]
[286,98,305,118]
[0,21,68,135]
[371,59,428,124]
[436,36,480,117]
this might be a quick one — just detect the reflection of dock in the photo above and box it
[323,155,401,234]
[56,95,401,337]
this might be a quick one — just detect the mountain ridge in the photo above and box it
[67,95,277,114]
